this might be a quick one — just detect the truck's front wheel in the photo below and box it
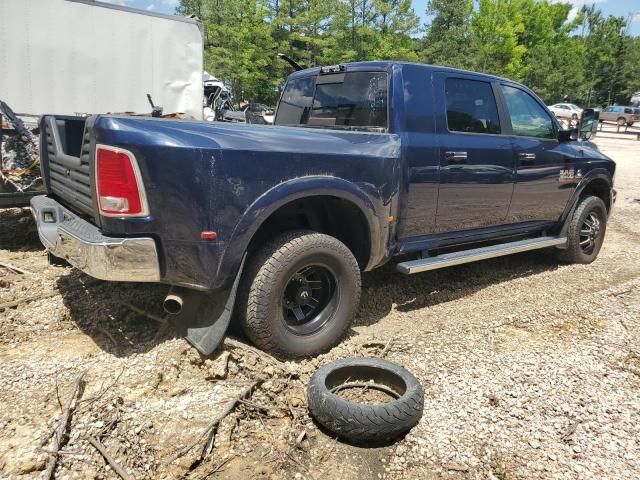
[237,230,361,358]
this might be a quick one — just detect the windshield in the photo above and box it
[275,71,388,131]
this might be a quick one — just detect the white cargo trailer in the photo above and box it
[0,0,204,119]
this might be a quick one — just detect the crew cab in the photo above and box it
[32,62,616,358]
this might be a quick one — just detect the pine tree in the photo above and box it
[421,0,474,69]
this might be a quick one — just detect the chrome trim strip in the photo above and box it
[31,195,160,282]
[397,236,567,274]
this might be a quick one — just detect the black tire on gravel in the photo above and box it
[237,230,361,358]
[556,195,607,264]
[307,358,424,442]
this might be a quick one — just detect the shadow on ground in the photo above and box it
[0,208,42,251]
[56,244,560,358]
[56,270,175,357]
[356,250,560,326]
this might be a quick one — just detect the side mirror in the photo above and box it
[579,109,599,140]
[558,128,578,142]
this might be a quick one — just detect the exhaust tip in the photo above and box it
[163,294,183,315]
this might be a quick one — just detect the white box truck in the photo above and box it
[0,0,204,206]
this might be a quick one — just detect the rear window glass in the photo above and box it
[275,71,388,130]
[274,76,316,126]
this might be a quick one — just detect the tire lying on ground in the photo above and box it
[307,358,424,442]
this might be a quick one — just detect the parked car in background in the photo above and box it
[599,106,638,126]
[547,103,583,122]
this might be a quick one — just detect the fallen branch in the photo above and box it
[380,333,397,358]
[165,380,259,465]
[78,367,125,410]
[0,291,58,311]
[0,261,32,275]
[88,437,134,480]
[44,371,86,480]
[295,429,306,447]
[224,337,287,368]
[123,302,168,324]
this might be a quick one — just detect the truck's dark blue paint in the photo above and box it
[34,61,615,356]
[91,116,400,289]
[82,62,614,293]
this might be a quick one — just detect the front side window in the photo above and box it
[501,85,555,139]
[445,78,501,134]
[275,71,388,130]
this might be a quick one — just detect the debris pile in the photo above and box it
[0,100,41,193]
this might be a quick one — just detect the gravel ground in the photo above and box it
[0,128,638,480]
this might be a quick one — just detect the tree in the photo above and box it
[421,0,475,69]
[175,0,639,107]
[517,0,585,103]
[370,0,420,60]
[581,6,628,106]
[471,0,526,79]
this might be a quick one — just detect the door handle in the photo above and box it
[445,151,468,164]
[519,152,536,163]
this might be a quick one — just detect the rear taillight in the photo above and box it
[95,145,148,217]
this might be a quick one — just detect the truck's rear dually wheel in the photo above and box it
[237,230,361,358]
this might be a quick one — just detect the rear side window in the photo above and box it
[274,76,316,125]
[445,78,501,134]
[275,71,388,130]
[501,85,554,139]
[624,108,633,114]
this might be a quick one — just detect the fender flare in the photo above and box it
[214,176,385,288]
[558,169,613,235]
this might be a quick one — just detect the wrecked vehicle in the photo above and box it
[31,62,616,358]
[0,102,43,207]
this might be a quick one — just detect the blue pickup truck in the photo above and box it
[32,62,615,358]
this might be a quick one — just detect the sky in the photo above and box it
[104,0,640,36]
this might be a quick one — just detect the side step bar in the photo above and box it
[396,236,567,275]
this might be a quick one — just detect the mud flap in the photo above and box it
[168,258,244,356]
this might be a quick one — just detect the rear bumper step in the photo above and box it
[31,195,160,282]
[396,236,567,274]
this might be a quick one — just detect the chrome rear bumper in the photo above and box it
[30,195,160,282]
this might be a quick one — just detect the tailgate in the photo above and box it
[39,115,97,220]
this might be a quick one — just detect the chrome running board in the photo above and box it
[396,236,567,275]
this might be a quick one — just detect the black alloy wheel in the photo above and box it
[556,195,607,264]
[282,264,337,335]
[578,211,602,256]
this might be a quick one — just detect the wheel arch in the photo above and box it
[558,171,613,236]
[215,176,385,289]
